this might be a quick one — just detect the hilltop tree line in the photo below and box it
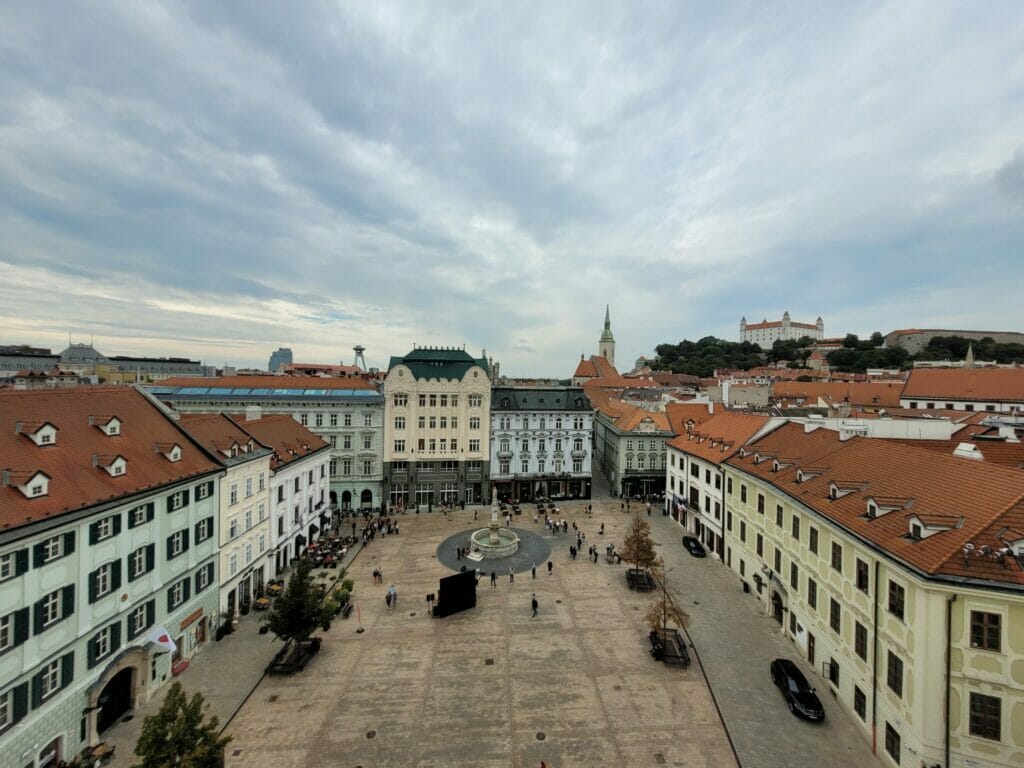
[650,334,1024,377]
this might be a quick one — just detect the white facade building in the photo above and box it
[489,387,593,502]
[150,375,384,512]
[740,312,824,347]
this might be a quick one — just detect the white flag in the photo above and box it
[147,626,177,653]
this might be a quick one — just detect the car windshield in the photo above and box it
[787,678,803,694]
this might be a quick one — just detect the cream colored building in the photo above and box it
[179,414,273,620]
[721,422,1024,768]
[382,347,491,508]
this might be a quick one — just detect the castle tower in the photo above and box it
[598,305,615,366]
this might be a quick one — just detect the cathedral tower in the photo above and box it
[598,305,615,366]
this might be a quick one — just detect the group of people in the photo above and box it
[359,517,399,546]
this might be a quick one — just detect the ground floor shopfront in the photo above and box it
[619,472,666,500]
[490,475,591,502]
[221,564,267,619]
[329,480,382,512]
[382,463,490,511]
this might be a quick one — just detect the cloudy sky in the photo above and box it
[1,2,1022,375]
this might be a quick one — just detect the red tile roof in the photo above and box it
[177,413,270,462]
[772,381,903,408]
[0,388,221,530]
[226,414,330,471]
[902,368,1024,403]
[665,402,722,435]
[573,357,598,378]
[727,423,1024,585]
[667,412,771,465]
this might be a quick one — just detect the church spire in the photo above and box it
[598,305,616,366]
[600,304,614,342]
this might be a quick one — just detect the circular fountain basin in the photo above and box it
[468,527,521,558]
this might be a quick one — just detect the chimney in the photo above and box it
[245,405,262,422]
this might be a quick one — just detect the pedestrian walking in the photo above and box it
[474,509,479,521]
[532,564,537,579]
[547,561,553,575]
[599,523,605,535]
[388,585,398,608]
[490,571,497,587]
[509,565,515,583]
[531,593,538,618]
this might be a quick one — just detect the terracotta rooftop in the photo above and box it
[901,368,1024,403]
[772,381,903,408]
[665,402,722,435]
[226,414,330,471]
[159,374,378,391]
[178,413,272,463]
[573,357,598,378]
[0,388,221,530]
[726,423,1024,586]
[667,412,771,465]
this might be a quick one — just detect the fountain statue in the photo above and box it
[466,486,520,560]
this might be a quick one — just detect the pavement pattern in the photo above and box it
[101,477,882,768]
[224,502,736,768]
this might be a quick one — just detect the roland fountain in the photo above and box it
[466,488,520,560]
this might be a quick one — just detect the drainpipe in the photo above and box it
[871,559,879,754]
[945,593,957,768]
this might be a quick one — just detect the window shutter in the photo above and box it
[87,635,98,669]
[89,521,100,545]
[62,584,75,618]
[61,651,74,689]
[166,496,174,514]
[166,536,174,560]
[88,570,99,603]
[183,487,191,506]
[146,600,155,629]
[194,571,203,593]
[146,543,155,572]
[183,578,191,602]
[33,598,45,634]
[182,529,191,553]
[167,588,175,613]
[112,514,122,536]
[33,541,46,568]
[13,607,29,646]
[147,502,155,522]
[15,548,29,576]
[31,671,43,708]
[110,621,122,653]
[111,560,122,592]
[64,531,75,555]
[194,520,201,543]
[205,481,215,498]
[12,681,28,724]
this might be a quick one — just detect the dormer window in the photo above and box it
[155,442,182,462]
[906,513,960,540]
[867,503,878,519]
[95,454,127,477]
[90,416,122,436]
[17,421,58,447]
[5,470,50,499]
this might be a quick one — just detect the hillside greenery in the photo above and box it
[651,337,763,377]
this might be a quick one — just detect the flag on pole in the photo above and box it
[147,627,177,653]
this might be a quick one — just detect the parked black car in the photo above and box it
[770,658,825,721]
[682,536,707,558]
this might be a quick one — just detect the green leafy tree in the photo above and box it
[652,337,764,377]
[621,511,658,572]
[132,682,231,768]
[265,557,321,643]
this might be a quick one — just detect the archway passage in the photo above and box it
[341,490,352,510]
[771,591,784,625]
[360,489,373,508]
[97,667,133,733]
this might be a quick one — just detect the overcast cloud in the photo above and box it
[1,1,1022,374]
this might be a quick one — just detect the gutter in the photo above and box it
[945,593,957,768]
[871,559,880,754]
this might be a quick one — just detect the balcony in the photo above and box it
[571,450,587,458]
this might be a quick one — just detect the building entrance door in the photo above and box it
[97,667,134,734]
[771,591,784,624]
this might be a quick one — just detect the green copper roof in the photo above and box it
[600,304,615,342]
[388,347,489,381]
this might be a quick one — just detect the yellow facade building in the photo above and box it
[721,422,1024,768]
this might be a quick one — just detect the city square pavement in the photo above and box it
[223,502,737,768]
[104,479,881,768]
